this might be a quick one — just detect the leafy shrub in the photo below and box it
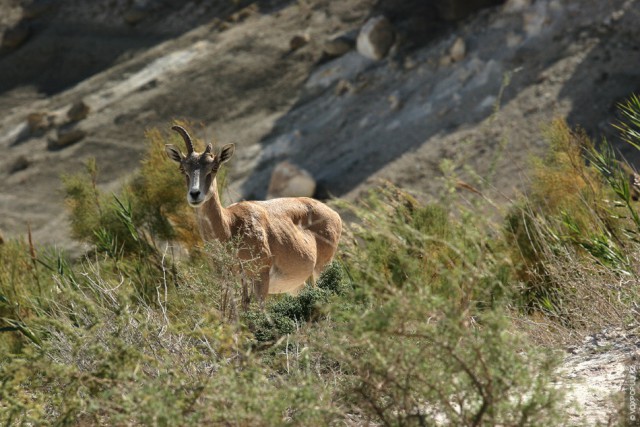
[342,183,510,310]
[0,237,66,354]
[307,185,567,426]
[62,127,203,252]
[503,118,640,334]
[245,262,347,343]
[0,258,336,426]
[505,120,617,276]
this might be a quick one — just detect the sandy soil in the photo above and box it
[560,326,640,425]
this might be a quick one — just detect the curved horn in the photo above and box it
[171,125,194,154]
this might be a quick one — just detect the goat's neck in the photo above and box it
[195,178,232,241]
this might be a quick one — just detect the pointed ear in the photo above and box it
[165,144,184,163]
[218,143,235,164]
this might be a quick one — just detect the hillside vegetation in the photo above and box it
[2,100,640,424]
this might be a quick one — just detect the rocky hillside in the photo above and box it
[0,0,638,252]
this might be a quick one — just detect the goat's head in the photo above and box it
[165,125,235,207]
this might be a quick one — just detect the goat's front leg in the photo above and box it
[240,276,251,311]
[253,267,270,307]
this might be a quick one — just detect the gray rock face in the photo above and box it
[357,16,395,60]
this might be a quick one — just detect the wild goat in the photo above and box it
[165,126,342,300]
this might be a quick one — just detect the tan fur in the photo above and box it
[166,126,342,300]
[198,182,342,298]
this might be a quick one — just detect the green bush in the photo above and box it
[0,238,66,354]
[327,185,565,425]
[503,119,640,333]
[244,262,347,343]
[61,127,204,252]
[0,259,336,426]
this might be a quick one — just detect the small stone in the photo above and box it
[67,100,90,122]
[388,92,402,111]
[289,34,310,51]
[449,37,466,62]
[334,79,353,96]
[228,4,257,22]
[403,57,417,70]
[506,32,523,48]
[357,15,395,60]
[9,156,29,173]
[26,112,55,134]
[50,125,86,149]
[267,161,316,199]
[323,35,354,57]
[2,22,31,49]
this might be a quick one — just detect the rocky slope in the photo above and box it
[1,0,638,249]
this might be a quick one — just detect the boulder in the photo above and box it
[267,161,316,199]
[449,37,466,62]
[357,16,395,60]
[26,112,55,135]
[49,125,86,149]
[289,34,310,51]
[67,100,90,122]
[10,156,29,173]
